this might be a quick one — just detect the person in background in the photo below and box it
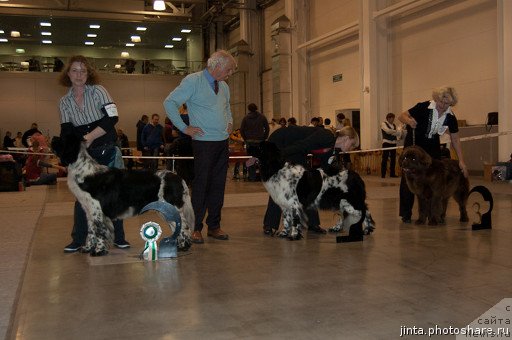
[53,57,64,72]
[23,133,66,186]
[324,118,336,134]
[22,123,41,147]
[141,113,164,172]
[240,103,269,181]
[334,126,360,170]
[116,128,134,170]
[163,49,236,244]
[136,114,149,152]
[163,117,176,171]
[229,128,246,180]
[380,113,402,178]
[167,103,194,184]
[3,131,15,149]
[278,117,287,128]
[398,86,468,223]
[268,118,279,136]
[14,132,23,148]
[287,117,297,126]
[309,117,320,127]
[58,54,130,252]
[335,113,346,130]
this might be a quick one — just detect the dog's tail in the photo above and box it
[180,179,195,235]
[363,206,375,235]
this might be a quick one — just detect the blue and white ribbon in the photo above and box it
[140,221,162,261]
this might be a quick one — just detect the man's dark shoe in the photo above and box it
[114,240,131,249]
[191,231,204,244]
[64,242,82,253]
[401,216,412,223]
[308,225,327,234]
[207,228,229,240]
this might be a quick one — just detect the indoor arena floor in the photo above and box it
[2,170,512,340]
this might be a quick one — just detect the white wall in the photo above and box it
[295,0,498,126]
[389,0,497,125]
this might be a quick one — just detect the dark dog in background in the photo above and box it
[253,141,375,240]
[51,134,194,256]
[399,145,469,225]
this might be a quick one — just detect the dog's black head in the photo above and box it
[399,145,432,178]
[51,134,83,166]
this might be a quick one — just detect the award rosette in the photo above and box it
[140,221,162,261]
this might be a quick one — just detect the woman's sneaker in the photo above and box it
[63,242,82,253]
[114,240,131,249]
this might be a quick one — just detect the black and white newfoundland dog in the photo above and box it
[51,133,194,256]
[254,141,375,241]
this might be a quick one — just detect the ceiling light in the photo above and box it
[16,48,25,53]
[42,40,52,44]
[164,44,174,48]
[85,41,94,45]
[41,32,52,36]
[89,24,100,29]
[153,0,165,11]
[40,22,51,27]
[131,35,141,43]
[0,30,4,34]
[125,43,135,47]
[0,38,8,42]
[172,37,182,41]
[136,27,147,31]
[11,31,20,38]
[181,29,192,33]
[121,51,130,58]
[87,33,97,38]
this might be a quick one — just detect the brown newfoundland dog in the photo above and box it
[399,145,469,225]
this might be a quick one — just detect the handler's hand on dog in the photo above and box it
[408,118,418,128]
[185,126,204,138]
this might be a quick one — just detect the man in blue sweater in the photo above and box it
[163,50,236,244]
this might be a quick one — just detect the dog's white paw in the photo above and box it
[328,225,342,233]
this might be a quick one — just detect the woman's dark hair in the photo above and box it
[58,55,99,87]
[248,103,258,112]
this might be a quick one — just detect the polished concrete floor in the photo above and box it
[2,170,512,340]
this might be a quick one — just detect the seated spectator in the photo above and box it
[24,133,66,186]
[3,131,15,149]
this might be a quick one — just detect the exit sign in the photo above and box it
[332,73,343,82]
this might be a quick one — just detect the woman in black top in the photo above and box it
[398,86,468,223]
